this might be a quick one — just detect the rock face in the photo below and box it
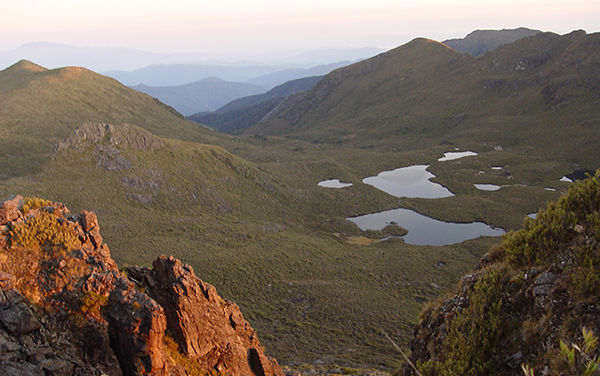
[128,256,285,376]
[0,195,284,376]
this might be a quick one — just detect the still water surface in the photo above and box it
[362,165,453,198]
[346,164,504,245]
[438,151,478,161]
[348,208,504,246]
[474,184,501,191]
[317,179,353,188]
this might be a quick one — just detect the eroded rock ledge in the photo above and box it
[0,195,283,376]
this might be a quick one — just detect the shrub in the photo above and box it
[9,209,79,253]
[556,328,600,375]
[79,291,109,317]
[20,196,53,214]
[419,267,505,376]
[504,171,600,268]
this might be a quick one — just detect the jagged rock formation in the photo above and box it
[0,195,284,376]
[401,172,600,376]
[128,257,284,376]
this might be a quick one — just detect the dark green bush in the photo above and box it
[419,267,505,376]
[504,171,599,268]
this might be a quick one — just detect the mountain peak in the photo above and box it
[200,76,226,83]
[2,59,47,74]
[442,27,541,56]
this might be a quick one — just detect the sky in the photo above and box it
[2,0,600,58]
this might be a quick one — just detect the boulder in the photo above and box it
[0,195,23,225]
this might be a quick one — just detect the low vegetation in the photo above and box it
[410,171,600,376]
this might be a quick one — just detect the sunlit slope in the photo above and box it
[0,60,217,178]
[250,31,600,167]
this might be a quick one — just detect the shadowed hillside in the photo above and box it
[248,31,600,169]
[187,75,324,133]
[402,171,600,376]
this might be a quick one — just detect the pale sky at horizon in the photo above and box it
[2,0,599,57]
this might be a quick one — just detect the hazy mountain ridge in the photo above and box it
[245,61,352,89]
[0,42,384,75]
[442,27,541,56]
[0,42,211,72]
[187,75,324,133]
[131,77,266,115]
[104,63,286,87]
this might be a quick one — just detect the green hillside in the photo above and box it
[248,31,600,169]
[0,60,217,179]
[0,122,497,370]
[1,29,598,373]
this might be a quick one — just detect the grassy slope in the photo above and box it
[0,122,502,370]
[0,60,220,178]
[2,31,596,370]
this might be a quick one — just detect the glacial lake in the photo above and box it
[344,164,504,246]
[348,208,505,246]
[362,165,453,198]
[318,179,353,188]
[474,184,501,191]
[438,151,478,161]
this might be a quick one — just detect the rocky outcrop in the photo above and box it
[105,278,169,376]
[55,123,165,172]
[0,195,284,376]
[128,256,285,376]
[55,123,164,152]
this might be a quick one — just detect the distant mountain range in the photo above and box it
[124,62,351,116]
[105,61,352,88]
[104,63,287,87]
[245,61,352,89]
[131,78,266,115]
[0,42,212,72]
[0,42,384,73]
[187,75,324,132]
[442,27,541,56]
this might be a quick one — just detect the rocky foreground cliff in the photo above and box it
[0,195,284,376]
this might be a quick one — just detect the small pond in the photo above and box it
[348,208,505,246]
[318,179,353,188]
[474,184,501,191]
[438,151,478,161]
[362,165,453,198]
